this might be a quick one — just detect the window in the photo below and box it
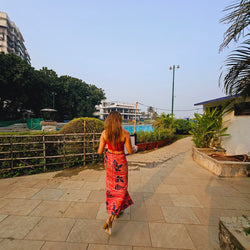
[0,33,4,41]
[234,102,250,116]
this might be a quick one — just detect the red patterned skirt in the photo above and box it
[104,152,133,215]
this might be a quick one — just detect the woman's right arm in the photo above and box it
[98,131,106,154]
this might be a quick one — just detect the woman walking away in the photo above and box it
[98,111,137,236]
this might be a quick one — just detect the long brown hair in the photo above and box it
[104,111,123,147]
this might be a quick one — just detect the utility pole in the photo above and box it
[169,65,180,116]
[52,92,55,109]
[134,102,138,134]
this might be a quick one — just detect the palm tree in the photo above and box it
[152,111,158,120]
[220,0,250,97]
[220,38,250,96]
[147,106,155,119]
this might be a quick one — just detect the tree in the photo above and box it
[0,53,105,121]
[220,0,250,97]
[151,111,158,120]
[153,113,178,132]
[56,75,87,120]
[220,38,250,96]
[57,76,105,120]
[147,106,155,119]
[36,67,59,115]
[0,52,38,119]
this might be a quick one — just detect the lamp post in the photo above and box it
[169,65,180,116]
[52,92,57,109]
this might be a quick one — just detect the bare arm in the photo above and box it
[98,131,106,154]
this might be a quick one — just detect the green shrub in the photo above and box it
[58,118,103,169]
[136,128,175,143]
[190,108,229,148]
[0,131,46,135]
[155,128,173,141]
[59,117,104,134]
[153,113,178,133]
[175,119,191,135]
[136,131,151,143]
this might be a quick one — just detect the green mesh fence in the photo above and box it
[0,119,23,127]
[26,118,43,130]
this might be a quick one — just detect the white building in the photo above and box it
[95,101,141,121]
[194,95,250,155]
[0,12,30,63]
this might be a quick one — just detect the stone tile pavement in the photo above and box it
[0,137,249,249]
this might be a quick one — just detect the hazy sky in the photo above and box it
[1,0,235,118]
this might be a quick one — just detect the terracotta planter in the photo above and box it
[137,139,171,151]
[137,142,152,151]
[146,142,157,150]
[137,143,148,151]
[156,139,170,148]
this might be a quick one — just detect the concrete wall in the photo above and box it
[222,111,250,155]
[200,96,250,155]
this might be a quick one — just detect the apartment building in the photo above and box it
[95,101,141,121]
[0,11,30,63]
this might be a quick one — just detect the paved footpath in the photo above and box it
[0,137,249,249]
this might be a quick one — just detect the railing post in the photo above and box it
[63,133,66,168]
[10,135,13,169]
[84,120,86,166]
[43,134,46,171]
[92,133,95,162]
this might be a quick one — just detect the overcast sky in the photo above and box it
[1,0,236,118]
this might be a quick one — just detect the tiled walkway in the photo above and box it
[0,137,249,249]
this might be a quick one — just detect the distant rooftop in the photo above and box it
[194,95,238,106]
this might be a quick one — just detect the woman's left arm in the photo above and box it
[98,131,106,154]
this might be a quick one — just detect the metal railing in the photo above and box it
[0,133,102,172]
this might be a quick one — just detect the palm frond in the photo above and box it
[220,37,250,97]
[219,0,250,51]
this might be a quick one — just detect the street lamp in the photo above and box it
[169,65,180,116]
[52,92,57,109]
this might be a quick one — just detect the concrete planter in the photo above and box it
[219,216,250,250]
[192,146,250,177]
[40,121,57,132]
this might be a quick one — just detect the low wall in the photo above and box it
[219,216,250,250]
[192,147,250,177]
